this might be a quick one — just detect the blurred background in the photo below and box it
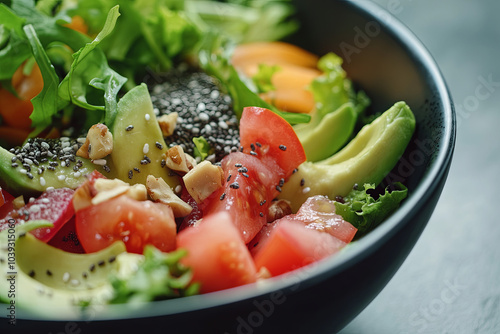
[340,1,500,333]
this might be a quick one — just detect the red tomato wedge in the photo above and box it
[253,220,346,277]
[177,211,257,293]
[0,188,75,242]
[239,106,306,177]
[249,195,356,256]
[202,152,283,244]
[75,195,176,254]
[200,107,306,244]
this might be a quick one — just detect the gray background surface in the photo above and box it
[340,1,500,333]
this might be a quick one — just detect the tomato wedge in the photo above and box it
[239,106,306,177]
[177,211,257,293]
[0,188,75,242]
[75,195,177,254]
[200,107,306,244]
[253,220,346,277]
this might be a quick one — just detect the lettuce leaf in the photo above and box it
[252,63,280,94]
[109,246,199,304]
[334,183,408,235]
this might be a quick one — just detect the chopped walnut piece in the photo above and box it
[76,123,113,160]
[183,160,224,204]
[146,175,192,217]
[158,112,178,137]
[165,145,189,174]
[267,199,292,223]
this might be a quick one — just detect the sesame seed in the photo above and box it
[227,174,232,182]
[145,114,151,121]
[29,270,35,278]
[279,178,285,187]
[92,159,107,166]
[235,163,242,167]
[250,151,257,156]
[279,145,287,151]
[133,167,140,173]
[302,187,311,194]
[276,185,282,192]
[242,173,249,178]
[300,178,305,186]
[62,272,70,283]
[40,177,46,186]
[175,185,182,194]
[46,270,52,276]
[259,212,264,217]
[229,182,239,189]
[128,170,133,179]
[260,200,266,206]
[155,142,163,149]
[250,143,255,151]
[256,142,262,147]
[57,175,66,181]
[143,143,149,154]
[220,193,226,200]
[126,125,134,131]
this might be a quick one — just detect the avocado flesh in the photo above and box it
[280,101,416,211]
[0,221,142,318]
[106,83,179,188]
[294,102,357,162]
[0,146,97,198]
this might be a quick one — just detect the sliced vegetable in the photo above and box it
[0,188,75,242]
[253,220,346,277]
[177,211,257,293]
[75,195,177,254]
[280,101,415,211]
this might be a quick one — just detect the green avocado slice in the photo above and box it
[105,83,179,188]
[0,146,97,198]
[294,102,357,162]
[0,221,142,318]
[280,101,416,211]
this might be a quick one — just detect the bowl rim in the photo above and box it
[16,0,456,322]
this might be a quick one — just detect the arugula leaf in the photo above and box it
[334,183,408,235]
[193,136,213,160]
[252,63,280,94]
[109,246,200,304]
[23,24,65,135]
[58,5,127,126]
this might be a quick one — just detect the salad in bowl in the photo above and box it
[0,0,417,325]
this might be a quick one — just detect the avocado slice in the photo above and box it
[106,83,179,188]
[280,101,416,211]
[0,221,142,318]
[294,102,357,162]
[0,144,98,198]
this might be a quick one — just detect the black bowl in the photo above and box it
[7,1,455,333]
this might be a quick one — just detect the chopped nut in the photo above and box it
[77,123,113,160]
[146,175,192,217]
[185,153,197,170]
[267,199,292,223]
[91,178,147,205]
[158,112,178,137]
[165,145,189,174]
[183,160,224,204]
[73,183,93,212]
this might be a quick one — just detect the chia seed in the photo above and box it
[147,67,239,162]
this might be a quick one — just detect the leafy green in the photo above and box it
[310,52,369,120]
[184,0,298,44]
[334,183,408,235]
[58,5,127,126]
[23,24,64,135]
[193,136,213,160]
[252,63,280,94]
[109,246,200,304]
